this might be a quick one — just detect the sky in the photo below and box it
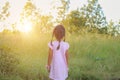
[0,0,120,24]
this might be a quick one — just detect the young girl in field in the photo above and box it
[47,24,69,80]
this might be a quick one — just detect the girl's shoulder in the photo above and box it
[51,41,58,45]
[62,41,69,50]
[62,41,69,45]
[48,41,57,47]
[48,41,69,50]
[49,40,69,45]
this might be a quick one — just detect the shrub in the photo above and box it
[0,45,19,75]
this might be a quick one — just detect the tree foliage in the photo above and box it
[0,1,10,31]
[81,0,107,31]
[0,0,120,36]
[19,0,40,27]
[0,1,10,21]
[66,9,87,27]
[107,20,120,36]
[19,0,53,33]
[53,0,70,23]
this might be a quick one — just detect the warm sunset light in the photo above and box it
[17,20,32,33]
[0,0,120,80]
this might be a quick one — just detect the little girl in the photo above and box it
[47,24,69,80]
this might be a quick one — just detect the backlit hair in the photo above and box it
[51,24,65,50]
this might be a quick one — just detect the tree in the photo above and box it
[63,9,87,33]
[81,0,107,32]
[39,15,53,33]
[0,1,10,31]
[66,9,87,27]
[0,2,10,21]
[107,20,120,36]
[19,0,53,33]
[52,0,70,23]
[19,0,40,27]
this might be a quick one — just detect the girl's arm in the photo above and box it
[65,50,69,68]
[47,48,53,72]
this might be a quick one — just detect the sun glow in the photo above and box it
[17,20,33,33]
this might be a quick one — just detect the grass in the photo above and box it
[0,32,120,80]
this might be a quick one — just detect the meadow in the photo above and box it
[0,32,120,80]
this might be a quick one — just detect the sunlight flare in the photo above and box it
[17,20,33,33]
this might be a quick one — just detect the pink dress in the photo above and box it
[48,41,69,80]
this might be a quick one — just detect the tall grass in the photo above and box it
[0,32,120,80]
[68,33,120,80]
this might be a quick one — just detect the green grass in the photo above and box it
[0,32,120,80]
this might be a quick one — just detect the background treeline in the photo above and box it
[0,0,120,36]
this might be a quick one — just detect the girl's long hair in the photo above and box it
[51,24,65,50]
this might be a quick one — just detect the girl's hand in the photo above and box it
[46,65,50,72]
[67,67,69,72]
